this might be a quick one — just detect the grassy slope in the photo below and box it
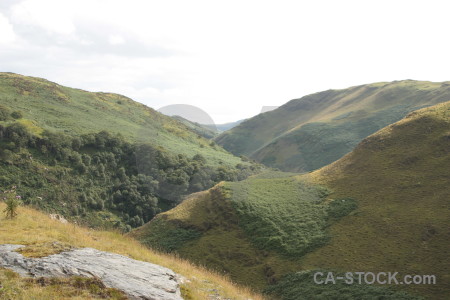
[130,177,306,290]
[171,115,219,139]
[303,101,450,299]
[133,102,450,299]
[131,171,362,291]
[0,203,265,300]
[0,72,242,168]
[216,80,450,171]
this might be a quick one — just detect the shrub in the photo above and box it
[11,111,23,119]
[0,105,11,121]
[264,270,424,300]
[327,198,357,219]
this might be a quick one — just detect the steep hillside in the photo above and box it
[171,115,218,139]
[0,203,265,300]
[133,102,450,299]
[302,101,450,299]
[0,72,242,167]
[0,73,261,230]
[131,173,318,289]
[216,80,450,171]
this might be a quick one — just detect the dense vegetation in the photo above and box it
[265,270,423,300]
[225,176,332,257]
[131,172,358,288]
[0,72,245,168]
[0,72,264,230]
[0,121,260,230]
[216,80,450,171]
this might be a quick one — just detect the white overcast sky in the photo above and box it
[1,0,450,123]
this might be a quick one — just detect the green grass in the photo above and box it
[172,115,218,139]
[0,123,260,230]
[216,80,450,171]
[134,217,202,252]
[302,101,450,299]
[134,102,450,299]
[132,173,358,290]
[264,270,424,300]
[131,184,305,289]
[0,72,244,168]
[225,177,332,257]
[0,72,263,230]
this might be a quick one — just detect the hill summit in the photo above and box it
[216,80,450,172]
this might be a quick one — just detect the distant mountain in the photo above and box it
[132,101,450,299]
[216,80,450,171]
[214,119,246,132]
[171,115,218,139]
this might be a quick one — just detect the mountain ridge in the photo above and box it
[216,80,450,171]
[134,100,450,299]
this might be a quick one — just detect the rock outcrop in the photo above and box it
[0,244,183,300]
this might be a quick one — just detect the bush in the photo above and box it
[10,111,23,119]
[0,105,11,121]
[327,198,357,219]
[264,270,424,300]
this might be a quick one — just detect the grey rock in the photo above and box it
[0,244,183,300]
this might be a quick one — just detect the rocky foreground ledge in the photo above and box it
[0,244,183,300]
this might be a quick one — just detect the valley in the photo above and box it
[0,73,448,299]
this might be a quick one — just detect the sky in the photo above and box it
[1,0,450,124]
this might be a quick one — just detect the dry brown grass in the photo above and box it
[0,203,266,300]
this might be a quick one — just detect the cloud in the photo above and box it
[11,0,76,34]
[1,0,450,124]
[0,12,16,44]
[4,0,173,58]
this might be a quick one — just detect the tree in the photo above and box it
[3,186,22,219]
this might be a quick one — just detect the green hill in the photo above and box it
[171,115,218,139]
[302,100,450,299]
[0,72,243,167]
[216,80,450,171]
[0,73,261,230]
[132,101,450,299]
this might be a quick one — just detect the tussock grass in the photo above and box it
[0,203,266,300]
[0,269,128,300]
[302,101,450,299]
